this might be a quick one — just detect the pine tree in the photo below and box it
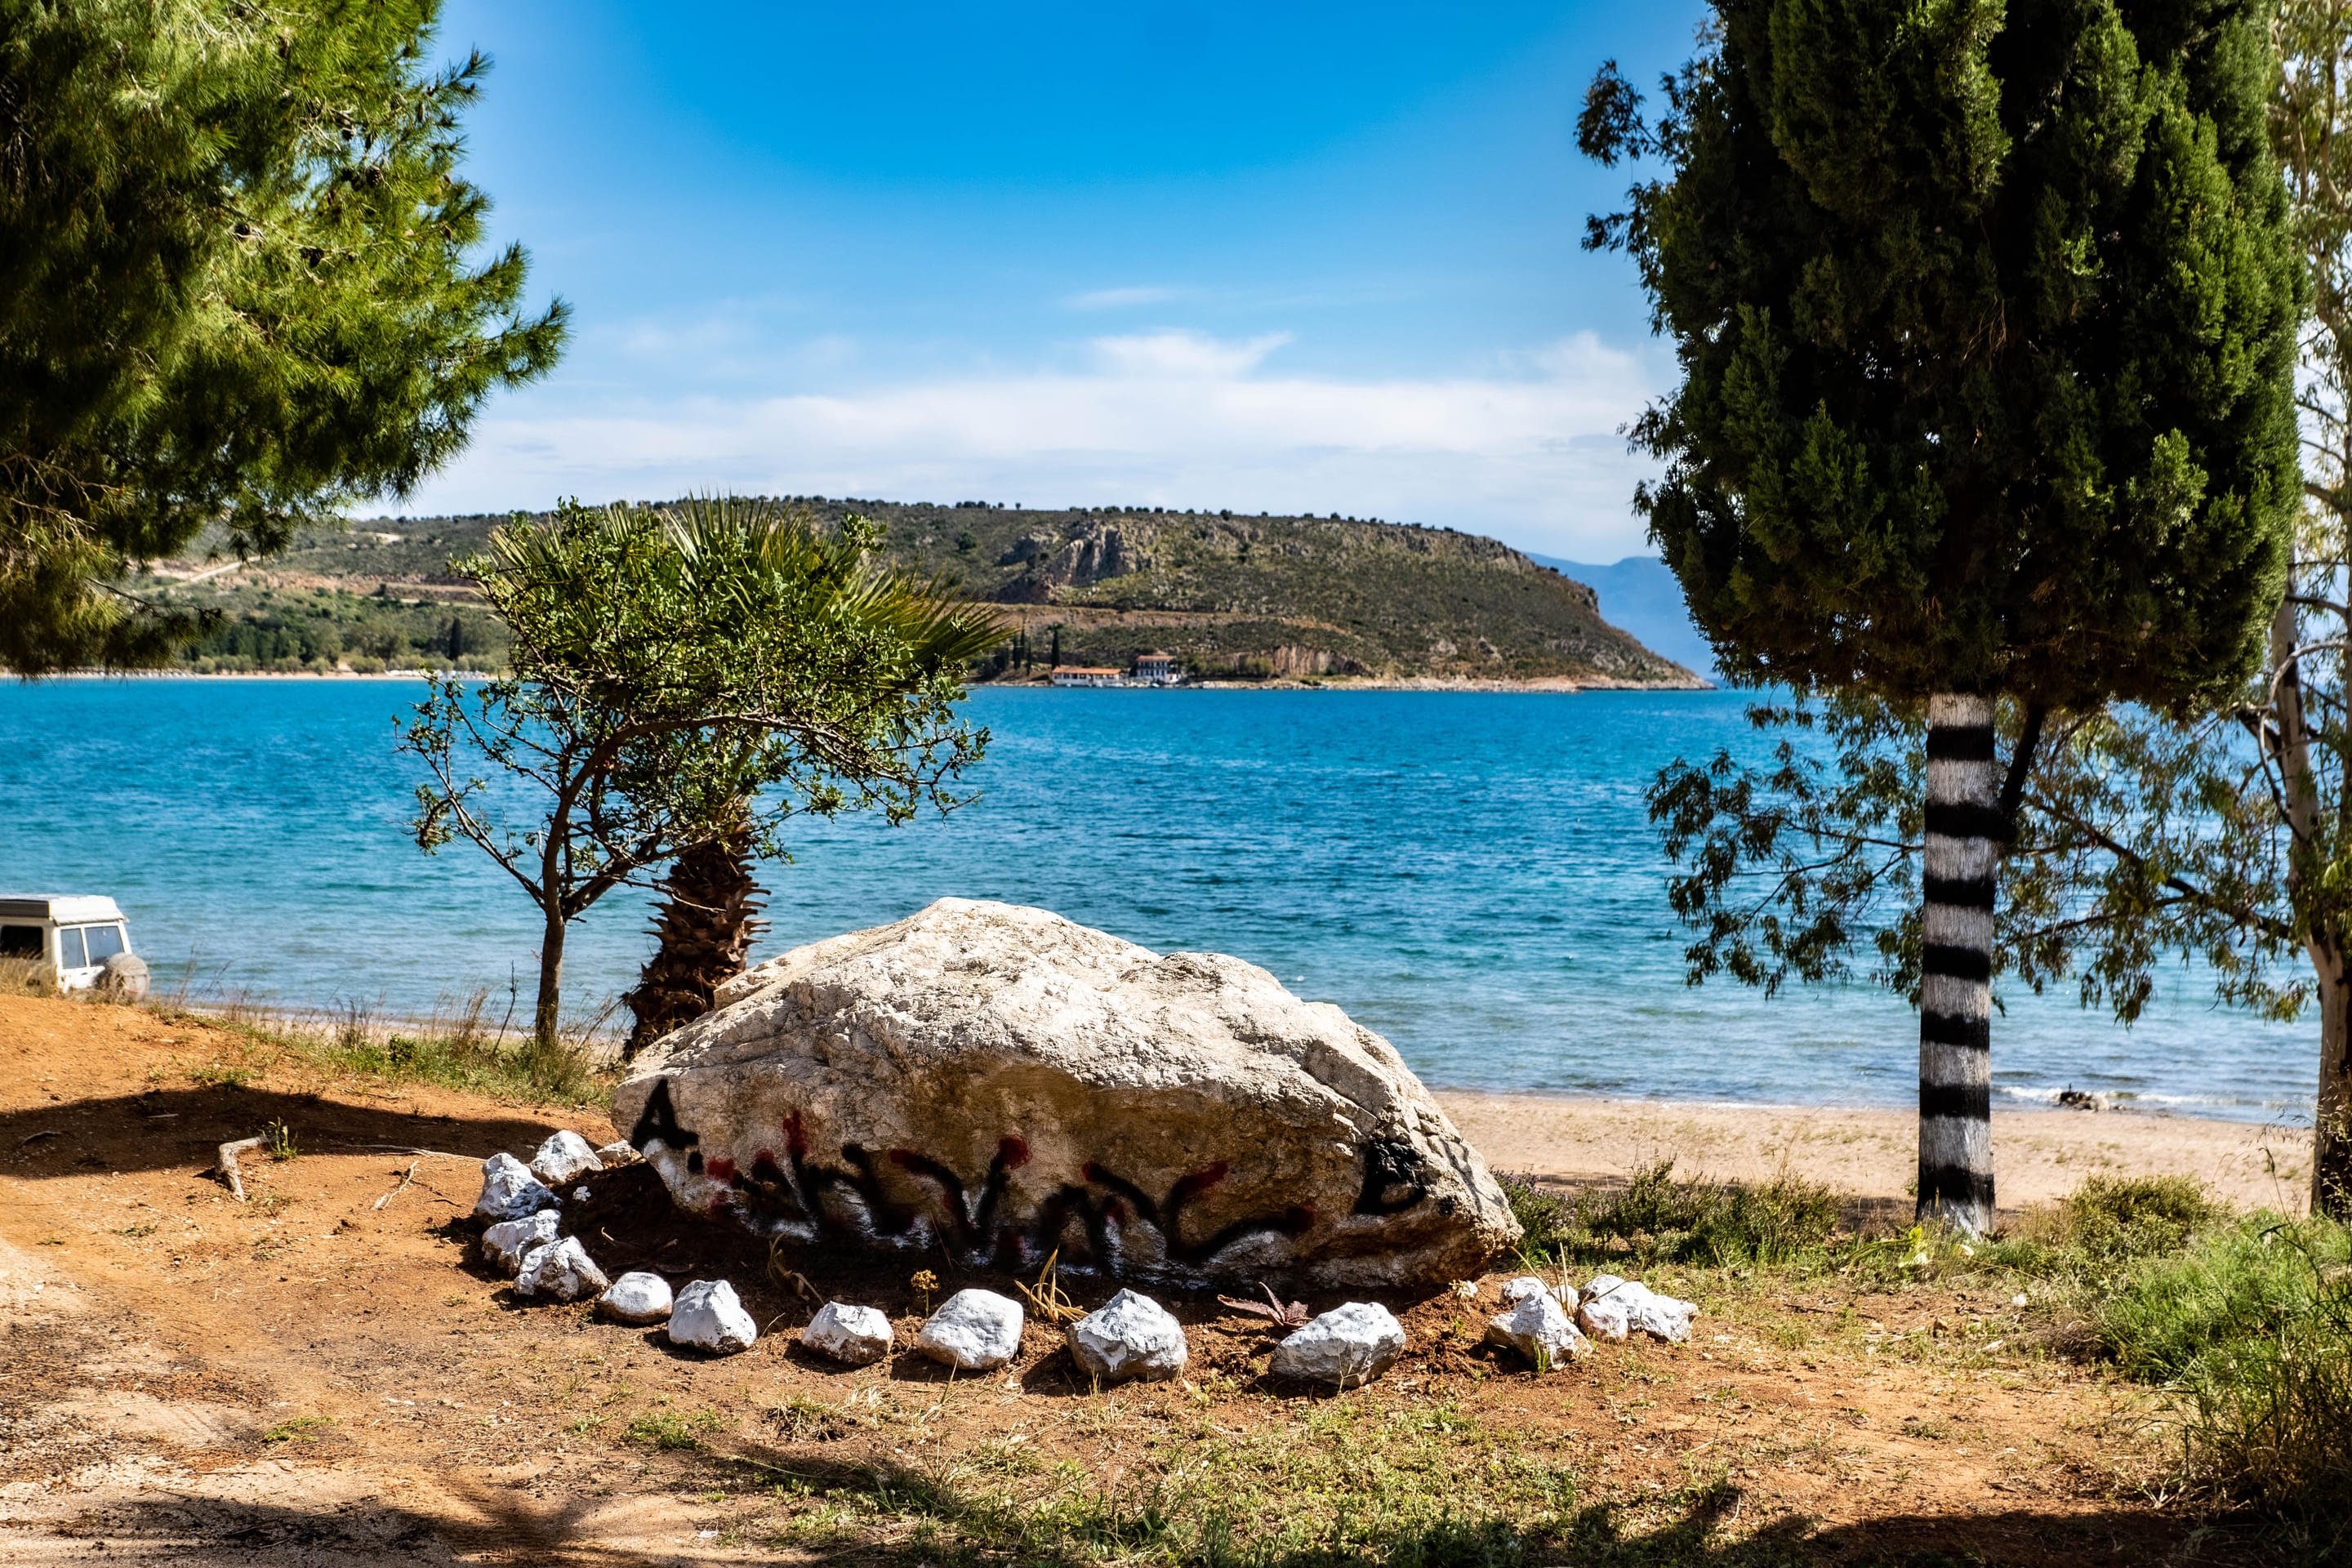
[1585,0,2301,1232]
[0,0,565,674]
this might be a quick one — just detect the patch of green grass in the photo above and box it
[263,1416,331,1444]
[627,1408,724,1450]
[1505,1160,1838,1272]
[172,987,611,1111]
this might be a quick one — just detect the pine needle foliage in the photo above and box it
[0,0,566,675]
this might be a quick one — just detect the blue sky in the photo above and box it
[402,0,1711,562]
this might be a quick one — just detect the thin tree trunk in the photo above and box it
[2275,586,2352,1217]
[534,903,566,1051]
[2314,949,2352,1218]
[1919,691,1999,1235]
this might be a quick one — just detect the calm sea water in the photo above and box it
[0,679,2315,1124]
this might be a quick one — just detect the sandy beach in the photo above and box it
[1436,1089,2313,1218]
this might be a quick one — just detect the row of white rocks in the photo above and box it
[804,1286,1412,1388]
[1482,1272,1699,1370]
[472,1138,768,1354]
[473,1141,1693,1381]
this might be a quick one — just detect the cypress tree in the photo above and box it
[1584,0,2301,1232]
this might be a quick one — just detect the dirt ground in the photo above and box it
[0,995,2268,1565]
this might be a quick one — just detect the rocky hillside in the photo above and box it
[192,498,1699,684]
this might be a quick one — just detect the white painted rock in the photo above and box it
[1579,1276,1698,1344]
[1485,1291,1590,1369]
[1501,1275,1571,1307]
[599,1271,675,1325]
[530,1129,603,1187]
[1575,1293,1632,1343]
[669,1280,758,1355]
[801,1302,893,1365]
[474,1152,558,1223]
[514,1236,608,1302]
[1269,1302,1406,1387]
[597,1140,642,1168]
[915,1288,1025,1370]
[1067,1289,1187,1384]
[612,898,1517,1288]
[481,1209,560,1275]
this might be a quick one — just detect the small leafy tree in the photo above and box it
[1584,0,2303,1232]
[399,498,1003,1049]
[1646,2,2352,1223]
[0,0,566,675]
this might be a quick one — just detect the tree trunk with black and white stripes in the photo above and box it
[1919,692,1999,1235]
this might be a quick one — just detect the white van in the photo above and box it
[0,895,145,995]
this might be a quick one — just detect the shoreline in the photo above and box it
[1432,1087,2314,1217]
[29,669,1719,691]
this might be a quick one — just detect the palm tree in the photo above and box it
[620,497,1006,1058]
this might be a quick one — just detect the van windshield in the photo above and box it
[83,924,125,964]
[57,927,86,969]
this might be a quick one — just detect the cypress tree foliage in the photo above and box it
[621,815,767,1059]
[0,0,566,675]
[1586,1,2301,1232]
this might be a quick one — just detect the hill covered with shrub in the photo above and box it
[158,498,1699,684]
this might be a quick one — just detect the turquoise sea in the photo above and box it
[0,679,2315,1124]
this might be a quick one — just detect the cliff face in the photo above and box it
[266,498,1698,685]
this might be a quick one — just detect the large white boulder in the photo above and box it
[599,1271,675,1325]
[669,1280,758,1355]
[802,1302,893,1366]
[1485,1291,1590,1369]
[1269,1302,1406,1387]
[915,1288,1025,1370]
[530,1130,604,1187]
[480,1209,560,1276]
[612,898,1517,1288]
[1067,1289,1187,1384]
[474,1152,557,1223]
[514,1236,608,1302]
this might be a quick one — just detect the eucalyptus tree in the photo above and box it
[399,499,1002,1051]
[0,0,565,674]
[1584,0,2301,1231]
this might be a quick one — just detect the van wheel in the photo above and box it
[100,951,150,1001]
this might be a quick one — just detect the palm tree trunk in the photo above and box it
[622,816,767,1060]
[1919,691,1998,1235]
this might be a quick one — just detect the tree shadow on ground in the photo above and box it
[24,1458,2276,1568]
[0,1081,577,1184]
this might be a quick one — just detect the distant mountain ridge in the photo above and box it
[1526,555,1717,681]
[245,498,1705,686]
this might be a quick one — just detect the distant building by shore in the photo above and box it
[1049,666,1124,688]
[1134,650,1181,684]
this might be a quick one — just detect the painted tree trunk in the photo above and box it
[1919,692,1999,1235]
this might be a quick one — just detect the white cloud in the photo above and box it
[1063,284,1192,310]
[1089,330,1293,378]
[395,328,1670,560]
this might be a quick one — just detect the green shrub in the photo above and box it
[2097,1213,2352,1534]
[1507,1160,1839,1270]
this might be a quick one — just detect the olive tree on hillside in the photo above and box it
[399,498,1004,1051]
[0,0,565,675]
[1584,0,2301,1232]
